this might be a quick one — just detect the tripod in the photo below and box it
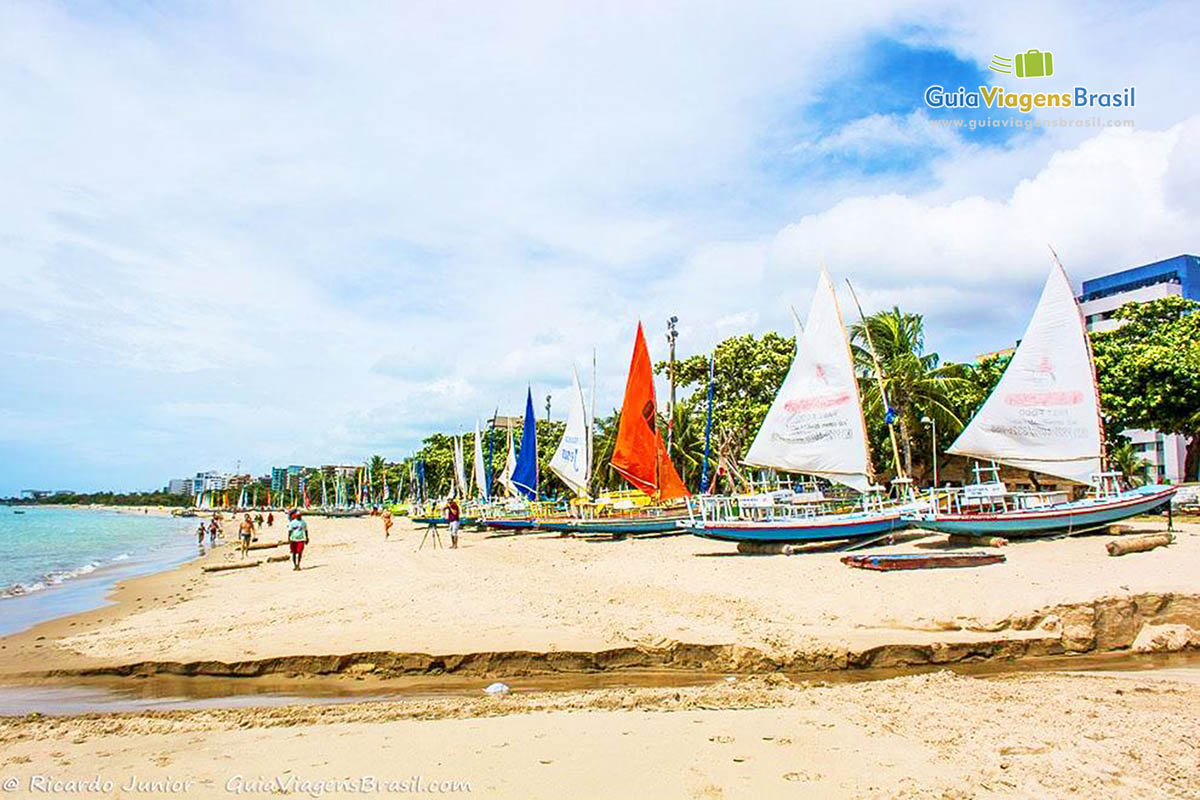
[419,520,443,550]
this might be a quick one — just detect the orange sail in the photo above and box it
[610,322,690,500]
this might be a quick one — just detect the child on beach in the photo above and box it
[238,514,255,559]
[446,498,461,549]
[383,510,393,539]
[287,511,309,571]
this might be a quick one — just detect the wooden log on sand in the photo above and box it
[265,554,291,563]
[202,561,262,573]
[737,542,799,556]
[247,540,287,551]
[947,535,1008,548]
[1107,533,1173,557]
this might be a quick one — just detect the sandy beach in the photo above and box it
[2,515,1197,675]
[1,515,1198,798]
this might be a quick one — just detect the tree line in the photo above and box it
[402,295,1198,497]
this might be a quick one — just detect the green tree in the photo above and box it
[849,308,966,480]
[663,332,795,460]
[1090,296,1200,480]
[1108,441,1151,486]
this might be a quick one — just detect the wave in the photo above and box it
[1,559,106,598]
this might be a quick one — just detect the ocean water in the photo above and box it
[0,506,200,636]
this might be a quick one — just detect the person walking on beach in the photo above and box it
[208,519,219,548]
[287,511,309,571]
[255,512,264,529]
[446,497,461,550]
[197,523,206,550]
[238,514,255,559]
[267,512,274,528]
[383,510,393,539]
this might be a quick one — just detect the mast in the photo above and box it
[701,347,715,494]
[844,279,906,481]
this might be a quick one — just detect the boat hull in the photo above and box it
[907,485,1176,538]
[412,516,479,527]
[533,517,686,535]
[481,518,535,531]
[682,512,906,544]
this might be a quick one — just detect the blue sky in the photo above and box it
[1,1,1198,495]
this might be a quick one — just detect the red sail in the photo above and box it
[610,322,690,500]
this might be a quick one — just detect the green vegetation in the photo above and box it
[5,490,192,507]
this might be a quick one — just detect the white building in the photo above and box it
[191,471,232,494]
[1078,254,1198,484]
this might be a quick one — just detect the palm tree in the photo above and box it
[850,308,966,478]
[666,405,707,490]
[369,454,386,503]
[1109,441,1150,486]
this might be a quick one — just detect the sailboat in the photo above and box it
[549,367,591,497]
[535,323,690,536]
[681,268,908,544]
[908,258,1176,537]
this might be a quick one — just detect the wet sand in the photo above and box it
[2,669,1198,798]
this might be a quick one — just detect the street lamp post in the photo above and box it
[921,415,938,487]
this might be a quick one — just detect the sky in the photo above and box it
[1,1,1198,494]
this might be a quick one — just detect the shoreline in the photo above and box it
[0,506,207,637]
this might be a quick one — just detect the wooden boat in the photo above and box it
[684,268,911,546]
[841,551,1006,571]
[520,325,690,536]
[412,516,479,527]
[533,514,687,536]
[687,508,904,543]
[481,517,535,531]
[912,479,1175,538]
[906,257,1177,538]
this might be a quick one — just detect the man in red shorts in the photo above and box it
[287,511,309,571]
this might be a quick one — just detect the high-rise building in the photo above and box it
[167,478,192,496]
[1078,254,1198,483]
[192,471,231,494]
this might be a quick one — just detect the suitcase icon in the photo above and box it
[1014,49,1053,78]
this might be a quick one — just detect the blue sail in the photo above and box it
[511,388,539,500]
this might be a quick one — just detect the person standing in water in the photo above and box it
[197,523,206,550]
[208,519,219,548]
[446,497,461,550]
[238,514,255,559]
[287,511,309,571]
[383,509,393,539]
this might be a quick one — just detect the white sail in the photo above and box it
[453,435,469,498]
[549,367,592,497]
[500,425,517,496]
[947,261,1103,484]
[473,419,488,500]
[744,268,873,493]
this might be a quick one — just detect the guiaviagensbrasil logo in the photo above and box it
[924,48,1135,113]
[989,49,1053,78]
